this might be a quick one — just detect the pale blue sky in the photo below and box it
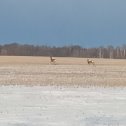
[0,0,126,47]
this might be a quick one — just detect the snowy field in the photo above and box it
[0,86,126,126]
[0,57,126,125]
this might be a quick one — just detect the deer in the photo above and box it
[87,58,95,65]
[50,56,56,64]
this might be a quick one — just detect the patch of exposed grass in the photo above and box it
[0,56,126,87]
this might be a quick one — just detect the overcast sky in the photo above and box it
[0,0,126,47]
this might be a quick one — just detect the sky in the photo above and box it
[0,0,126,47]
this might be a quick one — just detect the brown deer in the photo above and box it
[50,56,56,64]
[87,58,95,65]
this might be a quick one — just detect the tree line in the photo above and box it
[0,43,126,59]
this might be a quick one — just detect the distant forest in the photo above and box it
[0,43,126,59]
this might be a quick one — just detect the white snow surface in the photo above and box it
[0,86,126,126]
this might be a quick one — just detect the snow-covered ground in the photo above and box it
[0,86,126,126]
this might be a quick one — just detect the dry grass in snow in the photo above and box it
[0,56,126,87]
